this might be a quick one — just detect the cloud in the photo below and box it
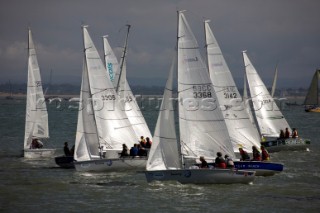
[0,0,320,88]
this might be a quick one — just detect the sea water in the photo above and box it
[0,97,319,213]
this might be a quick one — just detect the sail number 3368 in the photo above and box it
[193,85,212,98]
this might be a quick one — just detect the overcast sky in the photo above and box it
[1,0,319,88]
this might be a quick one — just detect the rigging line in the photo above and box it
[180,140,197,157]
[98,136,113,149]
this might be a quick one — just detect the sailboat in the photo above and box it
[145,11,255,184]
[103,27,152,141]
[5,80,14,100]
[24,28,56,158]
[204,21,283,176]
[304,69,320,112]
[73,25,147,172]
[243,51,310,152]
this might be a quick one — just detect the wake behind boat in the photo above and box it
[23,28,56,159]
[145,11,255,184]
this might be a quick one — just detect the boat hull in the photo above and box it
[234,161,283,176]
[55,156,75,168]
[74,157,147,172]
[305,106,320,112]
[145,169,255,184]
[24,148,56,159]
[261,138,311,152]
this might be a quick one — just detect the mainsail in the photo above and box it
[204,20,261,153]
[304,69,320,106]
[177,12,234,159]
[24,29,49,149]
[243,51,291,138]
[103,33,152,141]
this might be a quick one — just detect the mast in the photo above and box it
[177,10,184,168]
[116,24,131,93]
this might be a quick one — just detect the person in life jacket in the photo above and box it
[292,128,298,138]
[239,148,250,161]
[261,145,270,161]
[252,146,262,161]
[224,154,234,168]
[215,152,226,169]
[199,156,209,168]
[285,128,290,138]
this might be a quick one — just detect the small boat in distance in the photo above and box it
[304,69,320,112]
[145,11,255,184]
[23,28,56,158]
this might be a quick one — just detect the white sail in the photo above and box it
[74,59,100,161]
[78,26,136,156]
[304,69,320,105]
[24,29,49,149]
[146,55,181,171]
[243,51,291,138]
[103,35,152,141]
[103,35,119,84]
[204,21,261,153]
[177,12,234,159]
[271,64,278,98]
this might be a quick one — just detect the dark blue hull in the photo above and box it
[55,156,75,168]
[234,161,283,176]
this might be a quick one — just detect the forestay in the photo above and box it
[24,29,49,149]
[177,12,234,159]
[243,51,291,138]
[204,21,261,153]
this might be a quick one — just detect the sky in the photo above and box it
[0,0,319,88]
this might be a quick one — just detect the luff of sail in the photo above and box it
[177,12,234,159]
[204,20,261,153]
[103,35,152,141]
[24,29,49,149]
[243,51,291,138]
[147,55,180,171]
[75,26,137,161]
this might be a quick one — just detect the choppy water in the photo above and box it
[0,98,320,213]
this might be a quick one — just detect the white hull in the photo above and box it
[262,138,311,152]
[145,169,255,184]
[74,157,147,172]
[24,148,56,159]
